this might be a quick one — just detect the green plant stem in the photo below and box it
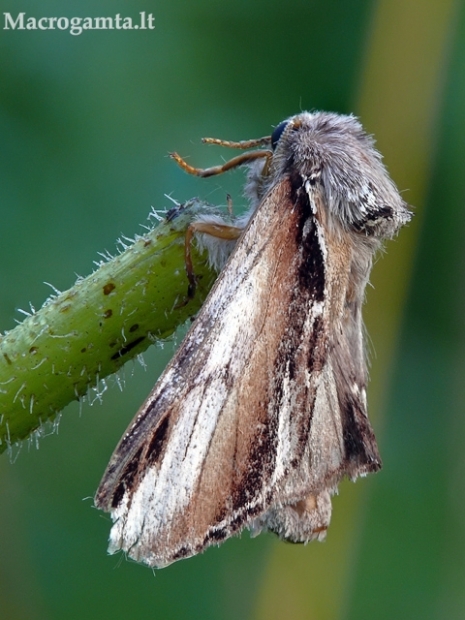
[0,199,223,453]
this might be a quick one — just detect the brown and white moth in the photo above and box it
[95,112,412,568]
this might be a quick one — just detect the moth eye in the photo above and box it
[271,121,289,150]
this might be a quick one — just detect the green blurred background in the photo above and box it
[0,0,463,618]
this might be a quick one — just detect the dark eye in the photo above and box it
[271,121,288,150]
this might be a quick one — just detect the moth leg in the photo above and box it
[170,149,271,178]
[184,221,243,299]
[170,138,271,301]
[201,136,272,149]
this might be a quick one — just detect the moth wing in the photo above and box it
[95,177,380,567]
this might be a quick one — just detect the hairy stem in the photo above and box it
[0,199,225,453]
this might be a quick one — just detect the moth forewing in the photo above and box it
[96,180,305,563]
[96,111,411,568]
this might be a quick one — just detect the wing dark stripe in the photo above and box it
[231,416,277,511]
[111,447,144,508]
[146,416,171,465]
[340,394,381,471]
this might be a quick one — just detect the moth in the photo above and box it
[95,112,412,568]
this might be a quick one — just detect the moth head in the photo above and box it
[246,112,412,239]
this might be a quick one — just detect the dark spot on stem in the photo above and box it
[103,282,116,296]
